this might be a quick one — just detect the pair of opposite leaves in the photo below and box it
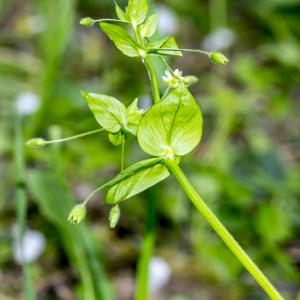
[82,83,203,205]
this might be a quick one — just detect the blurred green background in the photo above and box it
[1,0,300,299]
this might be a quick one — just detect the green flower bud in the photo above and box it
[80,17,94,27]
[109,205,121,228]
[68,204,86,224]
[25,138,46,148]
[183,75,199,87]
[209,52,229,65]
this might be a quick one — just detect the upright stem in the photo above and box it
[165,159,284,300]
[144,56,161,104]
[15,115,36,300]
[135,189,157,300]
[135,51,161,300]
[121,134,125,171]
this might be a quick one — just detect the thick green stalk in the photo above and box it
[135,51,161,300]
[165,159,284,300]
[144,56,161,104]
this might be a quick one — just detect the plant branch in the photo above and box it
[143,56,161,104]
[165,159,284,300]
[45,128,104,145]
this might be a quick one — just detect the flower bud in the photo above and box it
[80,17,94,27]
[209,52,229,65]
[183,75,199,87]
[68,204,86,224]
[25,138,46,148]
[109,205,121,228]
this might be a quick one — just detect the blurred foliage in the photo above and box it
[0,0,300,299]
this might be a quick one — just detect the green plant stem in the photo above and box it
[94,18,128,24]
[44,128,104,145]
[135,46,161,300]
[144,56,160,104]
[149,48,210,56]
[165,159,284,300]
[121,134,125,171]
[15,115,36,300]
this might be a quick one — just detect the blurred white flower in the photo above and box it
[12,226,46,264]
[157,5,179,36]
[149,257,171,292]
[15,92,40,116]
[139,95,152,110]
[202,27,235,51]
[74,183,94,200]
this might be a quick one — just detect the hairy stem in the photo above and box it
[165,159,284,300]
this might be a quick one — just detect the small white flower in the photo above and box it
[12,226,46,264]
[16,92,40,116]
[149,257,171,292]
[162,69,184,88]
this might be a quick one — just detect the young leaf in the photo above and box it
[114,1,128,22]
[106,158,169,205]
[137,83,203,157]
[109,132,124,146]
[147,36,182,56]
[81,91,126,133]
[126,0,148,25]
[126,98,144,135]
[99,22,139,57]
[140,14,158,38]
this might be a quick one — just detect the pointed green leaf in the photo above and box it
[140,14,158,38]
[100,22,139,57]
[126,0,148,25]
[106,158,169,205]
[81,91,126,133]
[147,36,182,56]
[114,1,128,22]
[137,84,203,157]
[126,98,143,135]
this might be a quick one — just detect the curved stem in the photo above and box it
[45,128,104,145]
[165,159,284,300]
[143,56,160,104]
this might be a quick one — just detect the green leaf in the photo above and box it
[99,22,139,57]
[114,1,128,22]
[126,98,144,135]
[147,36,182,56]
[140,14,158,38]
[106,158,169,205]
[126,0,148,25]
[137,83,203,157]
[81,91,126,133]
